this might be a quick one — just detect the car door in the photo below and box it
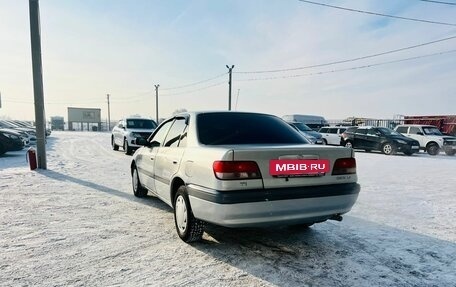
[354,128,368,149]
[153,117,188,205]
[407,127,426,147]
[113,120,124,146]
[137,120,174,192]
[366,128,381,150]
[326,128,339,145]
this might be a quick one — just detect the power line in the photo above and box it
[235,35,456,74]
[161,81,226,97]
[298,0,456,26]
[235,49,456,82]
[418,0,456,5]
[161,72,227,91]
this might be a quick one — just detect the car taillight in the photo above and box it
[213,161,262,180]
[332,158,356,175]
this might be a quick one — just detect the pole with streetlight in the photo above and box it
[155,84,159,124]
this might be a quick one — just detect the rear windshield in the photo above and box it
[197,113,308,145]
[126,119,157,129]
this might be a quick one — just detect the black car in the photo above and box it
[340,126,420,156]
[0,129,25,156]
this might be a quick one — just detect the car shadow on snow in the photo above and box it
[192,217,456,286]
[38,169,172,211]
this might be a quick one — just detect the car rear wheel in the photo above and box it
[426,143,439,156]
[132,167,148,197]
[174,186,205,243]
[344,141,353,148]
[111,136,119,151]
[381,142,395,155]
[124,139,132,155]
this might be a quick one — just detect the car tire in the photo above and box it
[132,167,148,197]
[426,143,439,156]
[381,142,395,155]
[404,151,414,156]
[174,186,205,243]
[124,139,132,155]
[112,136,119,151]
[444,149,455,156]
[322,139,327,145]
[344,141,353,148]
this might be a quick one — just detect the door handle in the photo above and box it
[172,160,178,164]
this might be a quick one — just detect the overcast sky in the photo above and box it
[0,0,455,122]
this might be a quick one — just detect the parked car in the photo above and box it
[111,117,157,155]
[0,120,37,143]
[340,126,420,156]
[318,126,351,145]
[0,128,33,146]
[131,111,360,242]
[0,129,25,155]
[287,121,323,144]
[394,124,456,156]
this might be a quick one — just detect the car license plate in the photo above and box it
[269,159,330,176]
[412,145,419,149]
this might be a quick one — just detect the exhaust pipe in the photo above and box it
[329,214,343,222]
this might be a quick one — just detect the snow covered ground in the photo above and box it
[1,131,455,287]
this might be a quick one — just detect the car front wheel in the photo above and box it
[132,167,148,197]
[112,136,119,151]
[381,143,395,155]
[124,139,132,155]
[426,143,440,156]
[174,186,205,243]
[444,149,455,156]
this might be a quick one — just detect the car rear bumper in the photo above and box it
[187,183,360,227]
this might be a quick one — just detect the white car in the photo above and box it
[111,117,157,155]
[131,111,360,242]
[394,124,456,156]
[318,126,351,145]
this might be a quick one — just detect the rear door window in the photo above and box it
[163,118,187,147]
[149,121,173,146]
[409,127,422,135]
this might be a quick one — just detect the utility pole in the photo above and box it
[107,94,111,131]
[29,0,47,169]
[155,84,159,124]
[226,65,234,111]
